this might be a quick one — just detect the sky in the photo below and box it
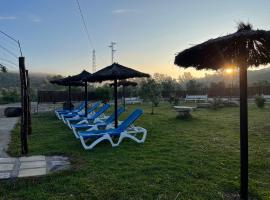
[0,0,270,78]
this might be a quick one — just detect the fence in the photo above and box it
[178,86,270,98]
[38,86,270,104]
[38,90,107,103]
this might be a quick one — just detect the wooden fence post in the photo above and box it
[26,70,32,135]
[19,57,28,155]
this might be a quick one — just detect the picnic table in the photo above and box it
[173,106,196,118]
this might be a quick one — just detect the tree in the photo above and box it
[153,73,181,99]
[139,79,161,114]
[208,81,226,97]
[178,72,193,84]
[185,80,204,94]
[0,64,7,73]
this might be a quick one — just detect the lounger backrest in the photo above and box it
[117,109,143,132]
[88,101,100,113]
[89,104,110,119]
[105,107,125,124]
[76,102,86,111]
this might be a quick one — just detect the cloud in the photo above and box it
[29,15,42,23]
[112,9,138,14]
[0,16,16,20]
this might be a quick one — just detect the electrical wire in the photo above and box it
[0,57,17,66]
[75,0,94,50]
[0,62,17,70]
[0,30,22,56]
[0,43,18,58]
[75,0,108,69]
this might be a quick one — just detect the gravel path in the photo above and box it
[0,117,19,157]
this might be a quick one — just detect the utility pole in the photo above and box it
[92,49,96,73]
[108,42,116,64]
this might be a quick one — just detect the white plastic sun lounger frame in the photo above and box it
[79,126,147,150]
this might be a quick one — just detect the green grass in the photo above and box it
[1,102,270,200]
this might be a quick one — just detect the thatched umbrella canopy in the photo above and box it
[84,63,150,127]
[174,23,270,200]
[109,80,138,110]
[50,77,84,110]
[64,70,92,117]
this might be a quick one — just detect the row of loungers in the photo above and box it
[54,101,147,150]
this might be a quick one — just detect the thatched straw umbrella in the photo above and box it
[110,80,138,110]
[174,23,270,199]
[62,70,92,117]
[84,63,150,127]
[50,77,84,111]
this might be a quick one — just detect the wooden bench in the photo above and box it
[125,97,142,104]
[262,94,270,101]
[185,95,208,103]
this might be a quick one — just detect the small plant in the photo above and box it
[255,96,265,108]
[168,96,179,105]
[173,97,179,106]
[168,96,174,104]
[211,97,223,110]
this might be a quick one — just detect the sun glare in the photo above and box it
[225,68,233,74]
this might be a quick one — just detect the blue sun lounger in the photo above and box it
[78,108,147,150]
[71,107,125,138]
[55,101,86,119]
[61,101,100,123]
[67,103,111,129]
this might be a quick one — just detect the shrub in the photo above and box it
[173,97,179,106]
[255,96,265,108]
[0,89,20,104]
[168,96,179,105]
[211,97,224,110]
[168,96,174,104]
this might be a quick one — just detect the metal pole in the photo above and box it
[114,79,118,128]
[84,81,88,117]
[109,42,116,64]
[239,65,248,200]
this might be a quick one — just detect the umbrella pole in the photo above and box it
[68,85,71,111]
[84,81,88,117]
[114,79,118,128]
[123,86,126,111]
[239,65,248,200]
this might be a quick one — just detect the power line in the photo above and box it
[92,49,96,73]
[0,30,22,56]
[0,30,18,43]
[0,43,18,58]
[0,57,17,66]
[0,62,17,70]
[75,0,94,50]
[74,0,107,67]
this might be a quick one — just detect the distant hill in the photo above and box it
[197,67,270,86]
[0,72,64,91]
[1,67,270,91]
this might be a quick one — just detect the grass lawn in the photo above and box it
[1,102,270,199]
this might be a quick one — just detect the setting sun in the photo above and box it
[225,68,233,74]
